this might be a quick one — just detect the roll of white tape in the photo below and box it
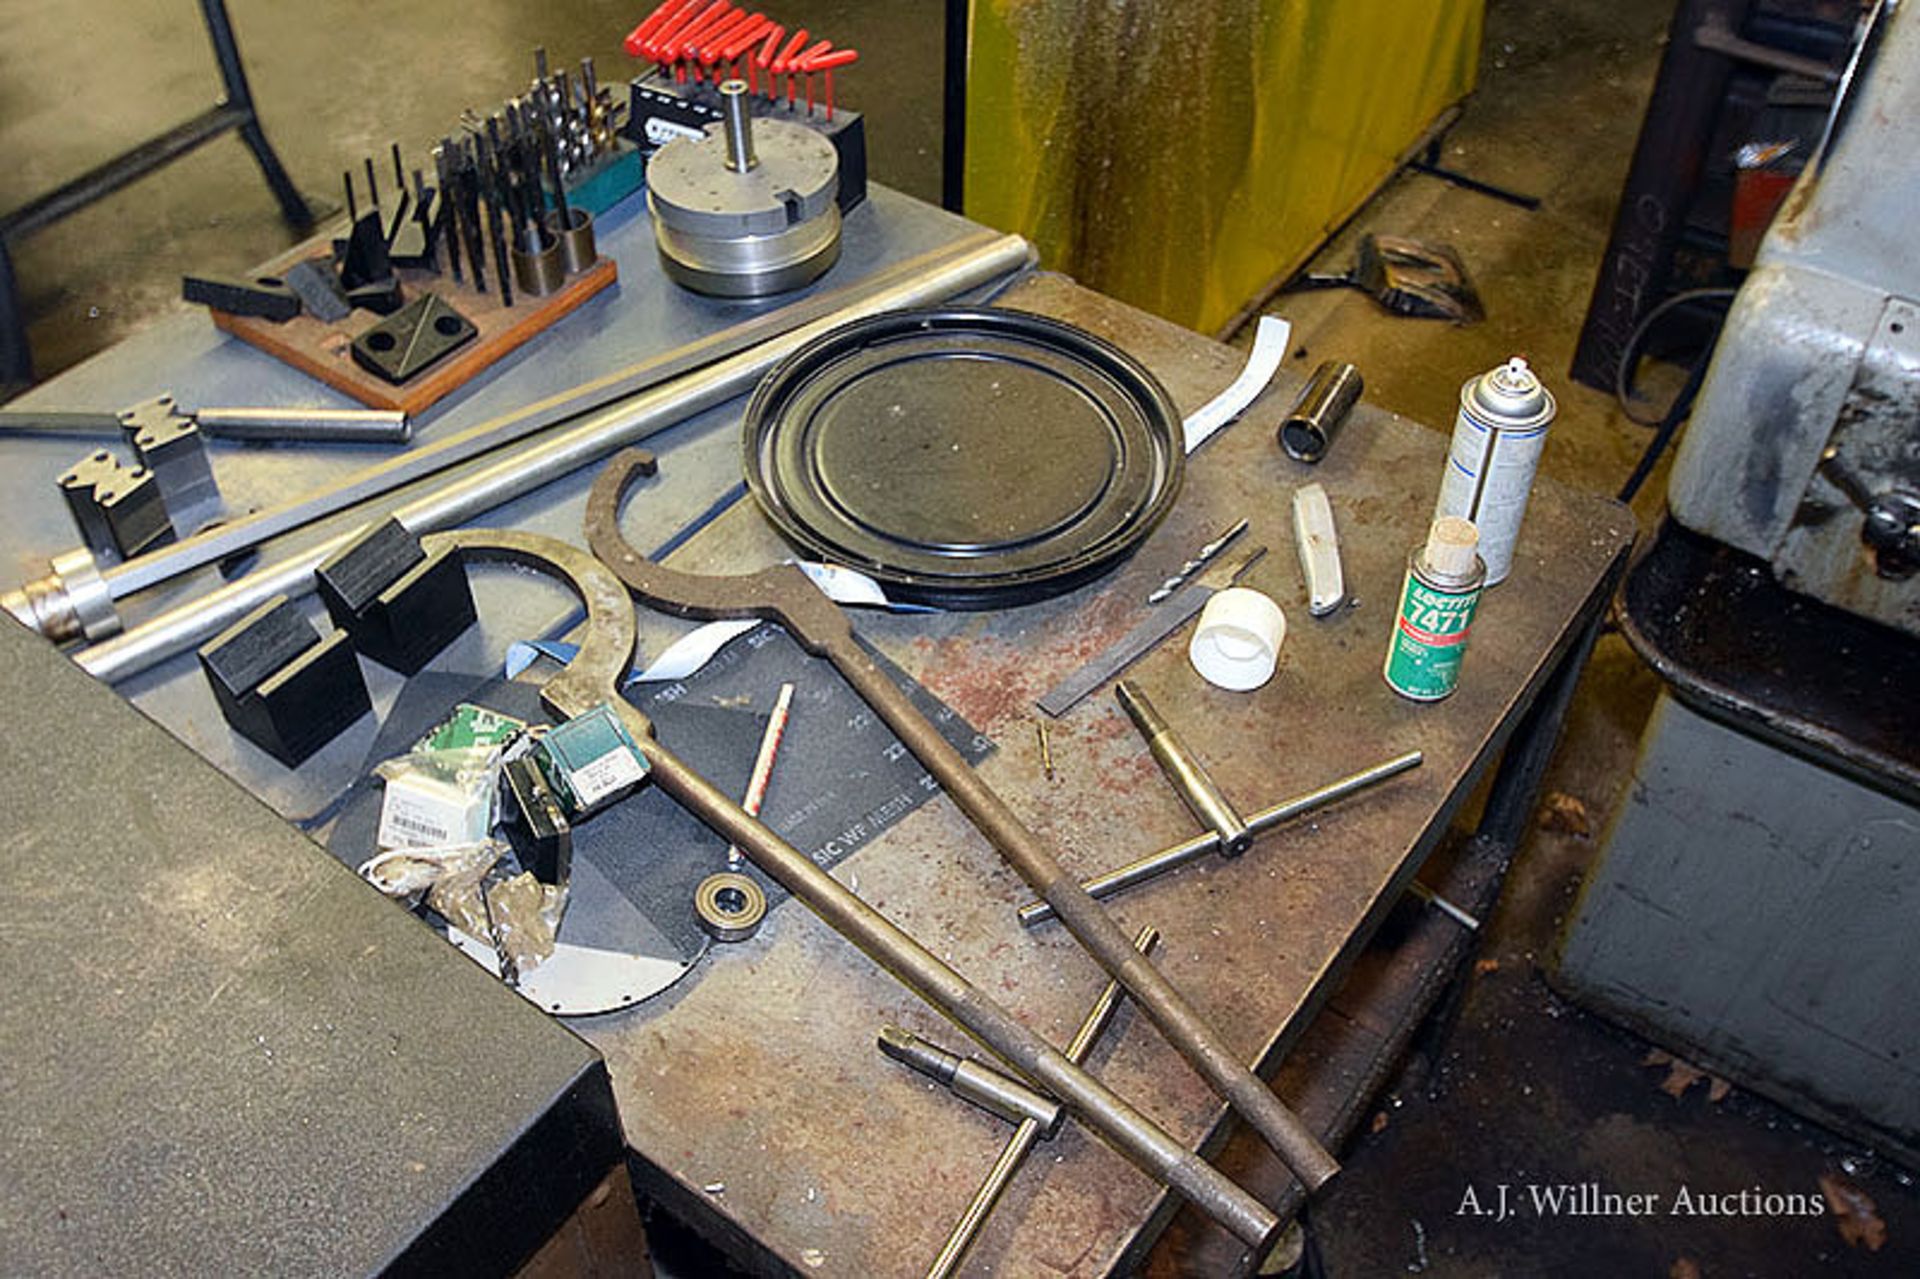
[1188,587,1286,691]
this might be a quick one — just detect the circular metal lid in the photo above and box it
[744,308,1185,609]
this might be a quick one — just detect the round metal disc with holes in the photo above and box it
[743,308,1185,609]
[647,114,841,297]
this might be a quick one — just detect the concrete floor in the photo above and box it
[7,1,1919,1276]
[1273,3,1920,1276]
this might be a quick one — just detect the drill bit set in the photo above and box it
[516,48,624,184]
[433,92,601,312]
[440,47,637,263]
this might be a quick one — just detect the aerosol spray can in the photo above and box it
[1433,356,1557,585]
[1384,516,1486,702]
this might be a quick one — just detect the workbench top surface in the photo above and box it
[579,273,1632,1276]
[2,189,1632,1277]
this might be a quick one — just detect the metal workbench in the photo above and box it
[0,185,1633,1276]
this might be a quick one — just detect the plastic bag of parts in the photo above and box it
[432,866,569,979]
[357,840,568,977]
[358,839,502,903]
[372,744,506,850]
[480,871,568,974]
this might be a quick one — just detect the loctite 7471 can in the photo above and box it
[1384,516,1486,701]
[1433,356,1557,585]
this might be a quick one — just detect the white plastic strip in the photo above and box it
[795,560,938,613]
[628,560,937,682]
[629,619,759,683]
[1182,315,1292,453]
[798,560,894,607]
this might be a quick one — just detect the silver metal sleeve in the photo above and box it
[1278,360,1363,463]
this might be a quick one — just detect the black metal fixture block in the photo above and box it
[316,518,476,673]
[198,595,371,766]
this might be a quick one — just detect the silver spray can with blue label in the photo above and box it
[1433,356,1557,586]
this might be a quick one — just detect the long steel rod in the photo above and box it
[639,741,1280,1248]
[1018,750,1426,927]
[191,407,412,444]
[0,406,411,444]
[72,233,1032,683]
[927,925,1160,1279]
[0,410,124,435]
[8,229,1025,632]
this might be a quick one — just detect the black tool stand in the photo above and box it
[0,0,315,387]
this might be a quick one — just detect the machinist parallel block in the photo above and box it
[315,518,477,674]
[199,595,371,767]
[56,449,172,560]
[118,395,221,533]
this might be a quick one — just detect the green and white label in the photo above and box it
[1383,569,1481,701]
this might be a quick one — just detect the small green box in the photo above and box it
[536,702,649,814]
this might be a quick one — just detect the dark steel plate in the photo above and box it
[743,307,1184,608]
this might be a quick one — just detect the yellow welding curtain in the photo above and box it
[963,0,1484,335]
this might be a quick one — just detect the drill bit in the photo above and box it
[476,132,514,307]
[540,108,573,227]
[432,141,463,285]
[453,139,488,293]
[1147,518,1251,604]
